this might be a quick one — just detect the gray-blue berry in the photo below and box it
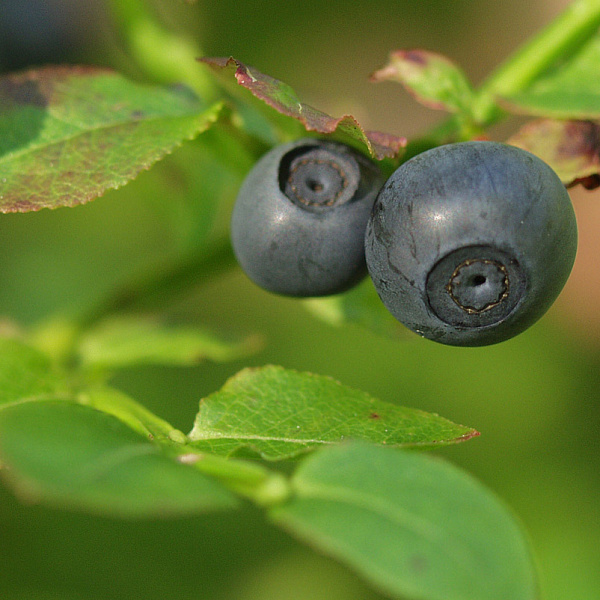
[365,141,578,346]
[232,138,384,297]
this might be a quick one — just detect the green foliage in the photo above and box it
[370,50,476,116]
[78,315,262,370]
[2,1,600,598]
[201,57,406,160]
[0,66,223,211]
[0,337,67,405]
[272,442,539,600]
[79,385,187,440]
[501,31,600,118]
[0,400,239,516]
[302,278,411,338]
[189,366,478,459]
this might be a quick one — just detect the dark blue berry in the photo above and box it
[231,138,384,297]
[365,141,578,346]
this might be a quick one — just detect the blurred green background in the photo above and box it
[1,1,599,599]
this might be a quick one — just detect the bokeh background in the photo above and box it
[1,1,599,599]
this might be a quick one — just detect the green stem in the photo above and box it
[473,0,600,124]
[406,0,600,155]
[175,449,291,507]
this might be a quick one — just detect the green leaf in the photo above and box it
[371,49,476,115]
[508,119,600,188]
[78,315,262,370]
[302,278,412,339]
[188,366,478,460]
[0,337,67,407]
[0,66,223,212]
[271,442,539,600]
[78,385,186,442]
[201,57,406,160]
[107,0,219,100]
[0,400,239,517]
[501,33,600,118]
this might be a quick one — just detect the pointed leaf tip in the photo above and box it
[189,365,478,460]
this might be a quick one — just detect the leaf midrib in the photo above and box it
[189,430,472,449]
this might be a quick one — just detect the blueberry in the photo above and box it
[231,138,384,297]
[365,141,578,346]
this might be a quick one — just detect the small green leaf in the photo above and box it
[78,315,262,370]
[0,400,239,517]
[188,366,478,460]
[303,278,411,339]
[508,119,600,188]
[201,57,406,160]
[371,50,476,115]
[501,33,600,118]
[0,66,223,212]
[107,0,218,100]
[271,442,539,600]
[0,337,67,407]
[78,385,185,441]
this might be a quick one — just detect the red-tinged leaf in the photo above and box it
[508,119,600,189]
[370,49,475,115]
[569,174,600,190]
[0,66,223,212]
[200,57,406,160]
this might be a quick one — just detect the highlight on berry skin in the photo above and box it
[231,138,384,298]
[365,141,578,347]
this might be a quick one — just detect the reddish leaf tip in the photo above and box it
[508,118,600,188]
[568,174,600,190]
[200,56,406,160]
